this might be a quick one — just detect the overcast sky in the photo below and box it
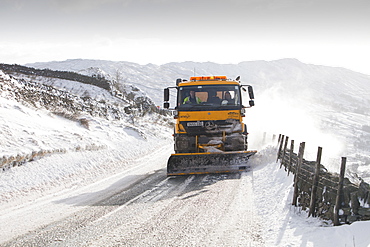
[1,0,369,74]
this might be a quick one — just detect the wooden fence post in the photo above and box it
[262,132,266,145]
[277,134,285,162]
[287,140,294,176]
[308,146,322,217]
[334,157,347,226]
[280,136,289,169]
[276,134,282,149]
[292,142,305,206]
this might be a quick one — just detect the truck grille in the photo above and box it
[181,119,241,135]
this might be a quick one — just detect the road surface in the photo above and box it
[0,146,264,246]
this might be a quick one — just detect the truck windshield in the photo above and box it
[177,85,241,109]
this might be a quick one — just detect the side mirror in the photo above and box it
[176,78,182,86]
[164,88,169,101]
[248,86,254,100]
[249,100,255,107]
[164,102,170,109]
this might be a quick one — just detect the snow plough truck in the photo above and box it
[163,75,257,176]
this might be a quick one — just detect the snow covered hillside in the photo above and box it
[0,69,172,201]
[27,59,370,182]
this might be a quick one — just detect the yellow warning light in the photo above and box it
[189,76,227,81]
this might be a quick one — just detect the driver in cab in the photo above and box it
[183,90,202,104]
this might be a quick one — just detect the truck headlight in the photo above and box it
[241,108,245,117]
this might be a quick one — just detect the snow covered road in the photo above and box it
[1,148,264,246]
[0,143,170,245]
[2,145,370,247]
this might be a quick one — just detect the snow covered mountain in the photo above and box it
[27,58,370,108]
[27,58,370,181]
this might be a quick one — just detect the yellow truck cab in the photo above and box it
[164,75,256,175]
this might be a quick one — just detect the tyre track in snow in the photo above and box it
[1,169,173,247]
[0,144,173,245]
[88,171,265,247]
[3,165,264,246]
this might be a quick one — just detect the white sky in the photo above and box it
[1,0,370,75]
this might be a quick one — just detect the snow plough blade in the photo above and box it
[167,150,257,176]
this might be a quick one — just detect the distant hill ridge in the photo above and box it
[26,58,370,109]
[0,63,111,91]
